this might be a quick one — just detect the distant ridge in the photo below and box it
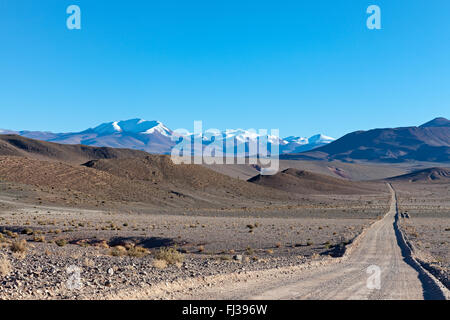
[0,134,148,164]
[1,118,334,155]
[420,117,450,128]
[386,167,450,182]
[282,117,450,163]
[248,168,384,194]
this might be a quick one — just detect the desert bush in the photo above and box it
[33,235,45,243]
[0,256,12,276]
[152,259,168,269]
[109,245,127,257]
[83,258,95,267]
[4,230,17,238]
[10,239,27,253]
[21,228,33,235]
[55,239,68,247]
[95,240,109,249]
[245,246,254,255]
[154,247,184,265]
[127,246,149,258]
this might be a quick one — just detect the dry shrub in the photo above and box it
[127,246,149,258]
[33,235,45,243]
[21,228,33,235]
[152,259,168,269]
[55,239,68,247]
[95,240,110,249]
[5,230,18,238]
[154,247,184,265]
[83,258,95,267]
[109,245,127,256]
[0,255,12,276]
[10,239,27,253]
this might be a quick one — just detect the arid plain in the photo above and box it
[0,135,448,299]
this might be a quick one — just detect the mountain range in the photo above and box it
[282,117,450,163]
[1,117,449,163]
[0,118,335,155]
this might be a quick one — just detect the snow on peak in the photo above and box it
[308,134,335,143]
[92,119,172,136]
[283,136,309,145]
[142,121,172,137]
[112,121,122,132]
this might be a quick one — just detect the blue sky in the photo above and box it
[0,0,449,138]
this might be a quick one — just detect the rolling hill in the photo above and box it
[282,118,450,163]
[0,134,148,164]
[248,168,385,194]
[386,167,450,183]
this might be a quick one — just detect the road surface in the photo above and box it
[166,184,448,300]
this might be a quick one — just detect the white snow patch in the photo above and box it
[112,121,122,132]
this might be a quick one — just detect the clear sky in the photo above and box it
[0,0,449,138]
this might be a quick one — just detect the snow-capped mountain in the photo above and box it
[280,134,335,153]
[0,119,335,155]
[88,119,172,137]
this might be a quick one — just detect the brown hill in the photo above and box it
[282,118,450,163]
[248,168,384,194]
[0,155,290,209]
[386,167,450,183]
[82,156,290,198]
[0,134,148,164]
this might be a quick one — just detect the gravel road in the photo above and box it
[158,184,449,300]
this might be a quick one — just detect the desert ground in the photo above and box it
[0,184,388,299]
[0,136,448,300]
[395,181,450,289]
[0,175,448,300]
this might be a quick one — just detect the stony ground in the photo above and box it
[395,182,450,289]
[399,216,449,288]
[0,198,383,300]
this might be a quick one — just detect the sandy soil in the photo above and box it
[0,179,447,300]
[0,192,383,300]
[107,184,449,300]
[394,181,450,289]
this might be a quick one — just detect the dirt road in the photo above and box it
[155,184,448,300]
